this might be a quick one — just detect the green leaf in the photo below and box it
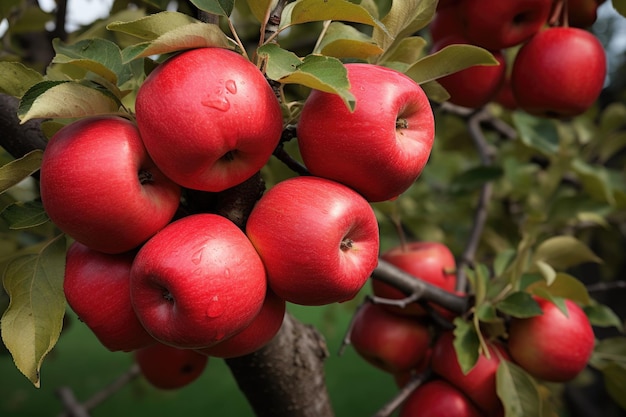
[571,159,617,205]
[512,112,560,156]
[120,23,233,62]
[404,44,499,85]
[496,292,543,318]
[612,0,626,18]
[281,0,388,34]
[496,360,543,417]
[189,0,234,16]
[0,150,43,195]
[450,166,503,194]
[51,38,129,86]
[0,62,44,98]
[452,317,481,374]
[372,0,437,53]
[466,263,490,306]
[603,363,626,411]
[476,302,500,323]
[534,260,557,285]
[18,81,122,123]
[1,201,49,229]
[420,80,450,103]
[317,22,383,60]
[526,272,591,306]
[107,11,200,40]
[380,36,428,68]
[494,249,516,277]
[531,235,602,271]
[246,0,275,22]
[589,337,626,370]
[584,303,624,331]
[258,45,355,111]
[1,235,67,387]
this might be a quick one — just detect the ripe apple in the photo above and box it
[372,241,457,317]
[429,6,465,43]
[135,342,208,390]
[135,47,283,192]
[399,379,483,417]
[39,116,181,254]
[432,36,506,109]
[494,74,518,110]
[459,0,553,50]
[297,63,435,202]
[510,26,606,118]
[349,302,432,374]
[508,296,595,382]
[245,176,380,306]
[564,0,606,28]
[130,213,267,349]
[196,290,286,358]
[64,241,156,352]
[431,331,510,415]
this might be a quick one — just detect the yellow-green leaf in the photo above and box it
[1,235,67,387]
[107,11,200,40]
[281,0,387,34]
[379,36,427,67]
[527,272,591,306]
[496,361,543,417]
[0,62,44,98]
[531,235,602,271]
[452,317,480,374]
[603,363,626,411]
[0,150,43,195]
[246,0,275,22]
[1,201,50,230]
[190,0,234,16]
[372,0,437,53]
[317,22,383,60]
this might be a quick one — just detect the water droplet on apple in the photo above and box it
[225,79,237,94]
[224,268,231,278]
[201,88,230,112]
[206,295,224,318]
[191,247,204,265]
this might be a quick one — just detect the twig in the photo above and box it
[586,281,626,294]
[371,370,431,417]
[263,0,291,44]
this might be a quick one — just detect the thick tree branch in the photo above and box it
[0,93,47,158]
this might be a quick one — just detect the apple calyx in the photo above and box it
[396,118,409,129]
[341,238,354,251]
[138,169,153,184]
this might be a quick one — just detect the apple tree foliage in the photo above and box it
[1,0,626,416]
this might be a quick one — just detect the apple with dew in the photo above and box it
[196,290,286,358]
[372,241,457,317]
[399,379,483,417]
[508,296,595,382]
[245,176,380,306]
[63,241,156,352]
[135,47,283,192]
[135,342,208,390]
[39,116,181,254]
[459,0,553,50]
[297,63,435,202]
[511,26,606,118]
[431,331,510,416]
[431,36,506,109]
[130,213,267,349]
[349,302,432,374]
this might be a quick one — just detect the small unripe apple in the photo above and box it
[135,342,208,390]
[511,27,606,118]
[246,176,380,306]
[135,47,283,192]
[130,213,267,349]
[40,116,181,254]
[349,302,432,374]
[508,297,595,382]
[64,241,155,352]
[297,63,435,202]
[399,379,483,417]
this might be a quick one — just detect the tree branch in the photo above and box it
[0,93,47,158]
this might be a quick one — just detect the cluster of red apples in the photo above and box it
[432,0,607,117]
[348,241,596,416]
[39,47,437,388]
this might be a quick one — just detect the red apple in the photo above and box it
[196,290,286,358]
[431,331,510,415]
[564,0,606,28]
[432,36,506,109]
[459,0,553,50]
[494,74,518,110]
[508,296,595,382]
[135,342,208,390]
[372,242,457,317]
[39,116,181,254]
[297,63,435,202]
[429,6,466,43]
[64,241,155,352]
[399,380,483,417]
[245,176,379,306]
[349,302,432,374]
[135,47,283,192]
[130,213,267,349]
[511,26,606,118]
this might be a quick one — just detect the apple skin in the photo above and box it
[245,176,380,306]
[297,63,435,202]
[431,331,510,416]
[565,0,606,28]
[430,6,466,43]
[511,27,606,118]
[196,290,286,358]
[372,242,457,317]
[135,342,208,390]
[39,116,181,254]
[130,213,267,349]
[508,297,595,382]
[399,380,483,417]
[349,302,432,374]
[63,241,156,352]
[432,36,506,109]
[459,0,553,50]
[135,47,283,192]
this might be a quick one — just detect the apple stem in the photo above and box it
[396,118,409,130]
[340,238,353,251]
[138,170,153,184]
[221,150,236,162]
